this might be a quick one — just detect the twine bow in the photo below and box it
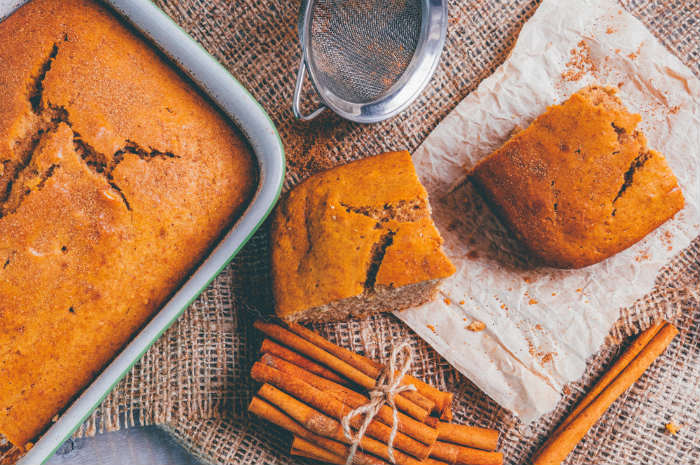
[341,341,416,465]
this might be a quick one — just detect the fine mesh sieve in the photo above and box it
[293,0,447,123]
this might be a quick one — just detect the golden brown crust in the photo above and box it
[469,86,684,269]
[0,0,257,447]
[271,151,455,321]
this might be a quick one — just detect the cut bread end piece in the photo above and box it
[271,151,455,323]
[281,279,442,323]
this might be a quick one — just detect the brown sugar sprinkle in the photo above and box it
[466,320,486,332]
[426,324,437,334]
[528,298,538,305]
[562,40,597,82]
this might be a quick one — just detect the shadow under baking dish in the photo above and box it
[3,0,285,463]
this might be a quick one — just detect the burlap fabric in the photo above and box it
[1,0,698,464]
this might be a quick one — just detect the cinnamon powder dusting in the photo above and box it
[562,40,597,81]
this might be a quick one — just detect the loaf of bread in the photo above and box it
[469,86,684,269]
[271,151,455,323]
[0,0,257,448]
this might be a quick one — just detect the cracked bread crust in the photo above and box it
[468,86,684,269]
[271,151,455,323]
[0,0,257,448]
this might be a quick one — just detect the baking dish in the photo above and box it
[0,0,285,463]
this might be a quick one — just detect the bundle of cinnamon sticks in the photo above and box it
[248,320,503,465]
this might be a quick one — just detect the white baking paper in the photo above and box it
[395,0,700,423]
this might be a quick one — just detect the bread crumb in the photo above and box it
[551,292,557,296]
[606,27,615,34]
[528,298,538,305]
[459,300,465,305]
[665,422,680,435]
[576,288,583,293]
[535,324,543,330]
[562,40,597,81]
[444,298,451,305]
[426,324,437,334]
[466,320,486,332]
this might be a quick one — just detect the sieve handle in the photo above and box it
[292,55,326,121]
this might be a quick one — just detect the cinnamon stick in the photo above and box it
[290,436,497,465]
[248,397,387,465]
[254,320,431,421]
[256,383,424,465]
[291,436,391,465]
[533,321,678,465]
[252,361,432,459]
[259,352,439,446]
[261,338,349,385]
[436,422,498,451]
[285,321,452,415]
[291,437,346,465]
[430,440,503,465]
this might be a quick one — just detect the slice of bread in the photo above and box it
[469,86,684,269]
[271,151,455,323]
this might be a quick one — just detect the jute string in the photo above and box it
[341,341,416,465]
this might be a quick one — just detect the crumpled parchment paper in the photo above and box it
[395,0,700,423]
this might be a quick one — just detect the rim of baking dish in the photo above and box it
[14,0,285,463]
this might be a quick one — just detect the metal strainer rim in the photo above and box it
[293,0,447,123]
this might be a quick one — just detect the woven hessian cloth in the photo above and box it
[1,0,699,464]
